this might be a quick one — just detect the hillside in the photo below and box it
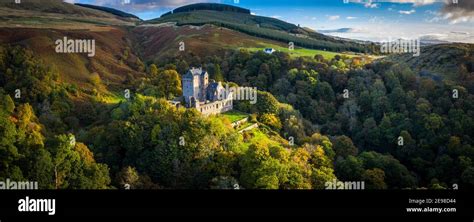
[0,0,148,100]
[163,3,251,15]
[383,43,474,83]
[0,27,146,100]
[0,0,137,29]
[148,4,378,54]
[75,3,141,20]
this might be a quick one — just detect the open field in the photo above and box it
[221,110,249,123]
[244,43,358,59]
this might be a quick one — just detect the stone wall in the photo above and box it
[198,98,233,116]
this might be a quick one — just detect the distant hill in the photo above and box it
[0,0,138,28]
[132,23,294,62]
[162,3,250,16]
[0,0,108,17]
[149,3,378,54]
[384,43,474,81]
[75,3,141,20]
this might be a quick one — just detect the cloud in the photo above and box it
[347,0,436,7]
[450,31,469,35]
[369,0,436,6]
[327,15,340,20]
[364,3,378,8]
[346,16,358,20]
[418,33,450,44]
[318,28,362,33]
[399,9,416,14]
[348,0,473,23]
[387,0,437,6]
[441,1,474,24]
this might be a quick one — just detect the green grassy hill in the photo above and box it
[147,4,378,54]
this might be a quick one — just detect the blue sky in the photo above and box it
[69,0,474,43]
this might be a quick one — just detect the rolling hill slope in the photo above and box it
[0,1,146,99]
[147,3,378,54]
[0,0,138,29]
[75,3,141,20]
[384,43,474,81]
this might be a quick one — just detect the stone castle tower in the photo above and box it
[181,67,233,115]
[182,67,209,105]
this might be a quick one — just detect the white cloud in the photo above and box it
[348,0,438,8]
[399,9,416,15]
[318,28,363,33]
[364,3,378,8]
[327,15,340,21]
[386,0,437,6]
[450,31,469,35]
[346,16,358,20]
[348,0,437,6]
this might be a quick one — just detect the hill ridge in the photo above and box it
[161,3,251,17]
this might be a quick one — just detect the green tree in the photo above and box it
[335,155,364,181]
[149,64,158,77]
[214,64,224,82]
[258,113,282,131]
[362,168,387,189]
[333,135,358,158]
[116,166,140,189]
[159,69,182,99]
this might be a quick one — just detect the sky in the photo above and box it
[68,0,474,43]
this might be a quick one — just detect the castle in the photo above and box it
[182,67,233,115]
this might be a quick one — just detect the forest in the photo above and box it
[0,43,473,189]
